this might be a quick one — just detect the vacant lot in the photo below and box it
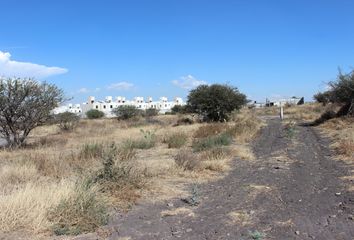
[0,112,263,239]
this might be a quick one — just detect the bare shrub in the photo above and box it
[174,150,200,171]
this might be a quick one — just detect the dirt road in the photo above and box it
[79,118,354,240]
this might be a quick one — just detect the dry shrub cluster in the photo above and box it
[164,132,188,148]
[48,183,107,236]
[320,117,354,160]
[227,111,264,143]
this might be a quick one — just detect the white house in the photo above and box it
[51,103,82,114]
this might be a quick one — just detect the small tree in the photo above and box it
[187,84,247,122]
[0,78,64,147]
[113,105,142,120]
[54,112,80,131]
[86,109,105,119]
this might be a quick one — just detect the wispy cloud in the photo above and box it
[172,75,207,89]
[107,81,134,90]
[78,87,90,93]
[0,51,67,79]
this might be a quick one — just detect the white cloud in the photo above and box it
[172,75,207,89]
[78,87,90,93]
[0,51,67,79]
[107,81,134,90]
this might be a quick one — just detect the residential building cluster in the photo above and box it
[52,96,185,117]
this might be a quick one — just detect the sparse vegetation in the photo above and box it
[192,133,232,152]
[164,132,188,148]
[0,111,262,237]
[80,143,104,159]
[193,123,226,138]
[126,129,157,149]
[249,230,265,240]
[48,183,108,235]
[174,150,201,171]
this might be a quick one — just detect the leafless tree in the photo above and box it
[0,77,64,147]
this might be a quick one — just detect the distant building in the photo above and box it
[51,103,82,114]
[248,97,304,108]
[53,96,185,117]
[266,97,304,107]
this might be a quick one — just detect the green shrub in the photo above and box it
[192,133,232,152]
[86,109,105,119]
[144,108,159,117]
[171,105,188,114]
[113,105,143,120]
[187,84,247,122]
[48,183,108,236]
[165,132,188,148]
[54,112,80,132]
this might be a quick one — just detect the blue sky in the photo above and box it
[1,0,354,103]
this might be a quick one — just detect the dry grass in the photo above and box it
[228,210,253,226]
[320,117,354,162]
[0,112,263,237]
[0,180,75,233]
[160,207,195,217]
[193,123,227,138]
